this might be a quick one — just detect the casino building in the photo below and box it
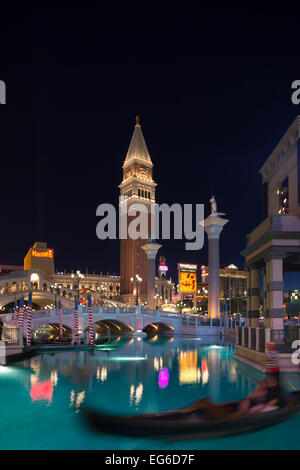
[201,264,247,300]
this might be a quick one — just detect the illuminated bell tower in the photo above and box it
[119,116,157,301]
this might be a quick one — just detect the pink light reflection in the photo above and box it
[158,368,169,389]
[30,380,54,403]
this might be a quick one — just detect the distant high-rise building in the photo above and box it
[201,264,247,299]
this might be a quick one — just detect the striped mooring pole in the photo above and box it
[26,292,32,346]
[13,301,18,326]
[88,295,94,346]
[74,299,79,337]
[59,299,63,337]
[19,297,24,328]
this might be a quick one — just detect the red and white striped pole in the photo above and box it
[58,300,63,338]
[19,297,24,328]
[74,299,79,337]
[13,301,18,326]
[88,295,94,346]
[26,293,32,346]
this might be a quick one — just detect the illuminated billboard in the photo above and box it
[179,272,197,293]
[32,249,54,258]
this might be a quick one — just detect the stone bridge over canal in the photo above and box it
[4,306,221,337]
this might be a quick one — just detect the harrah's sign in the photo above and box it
[32,249,54,258]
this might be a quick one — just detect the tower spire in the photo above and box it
[123,116,153,168]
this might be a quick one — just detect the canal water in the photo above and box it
[0,335,300,450]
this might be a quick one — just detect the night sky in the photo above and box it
[1,5,300,287]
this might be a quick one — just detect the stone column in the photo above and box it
[265,257,284,330]
[141,242,162,310]
[246,267,251,325]
[262,267,267,317]
[248,268,260,328]
[202,214,229,319]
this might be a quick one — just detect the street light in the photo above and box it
[130,274,142,306]
[51,283,62,308]
[71,270,84,301]
[100,284,107,306]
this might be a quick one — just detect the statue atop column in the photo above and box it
[210,195,217,215]
[200,195,229,319]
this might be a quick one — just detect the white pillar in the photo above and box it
[256,327,260,351]
[248,268,260,328]
[202,213,229,319]
[141,242,162,310]
[265,258,284,330]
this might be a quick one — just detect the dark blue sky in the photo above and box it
[0,5,300,288]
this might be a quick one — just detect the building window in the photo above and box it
[278,177,289,214]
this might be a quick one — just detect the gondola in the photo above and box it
[84,390,300,440]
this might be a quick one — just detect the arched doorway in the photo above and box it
[31,273,40,290]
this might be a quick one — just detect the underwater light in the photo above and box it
[0,365,13,374]
[184,338,202,341]
[106,357,146,361]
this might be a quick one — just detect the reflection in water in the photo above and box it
[69,390,86,412]
[158,368,169,389]
[30,380,54,403]
[2,336,300,450]
[50,370,58,386]
[201,359,209,385]
[179,351,199,384]
[19,337,265,417]
[130,383,143,407]
[96,366,108,382]
[95,336,134,350]
[143,335,174,346]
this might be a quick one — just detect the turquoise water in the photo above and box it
[1,335,300,450]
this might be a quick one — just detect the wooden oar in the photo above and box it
[285,380,296,392]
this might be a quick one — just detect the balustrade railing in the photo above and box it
[270,327,300,353]
[1,327,19,344]
[236,326,300,353]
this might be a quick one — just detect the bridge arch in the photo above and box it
[31,322,73,343]
[143,322,175,335]
[94,319,134,336]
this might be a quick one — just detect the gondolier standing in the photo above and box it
[265,342,280,379]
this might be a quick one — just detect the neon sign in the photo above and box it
[159,265,168,272]
[32,249,54,258]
